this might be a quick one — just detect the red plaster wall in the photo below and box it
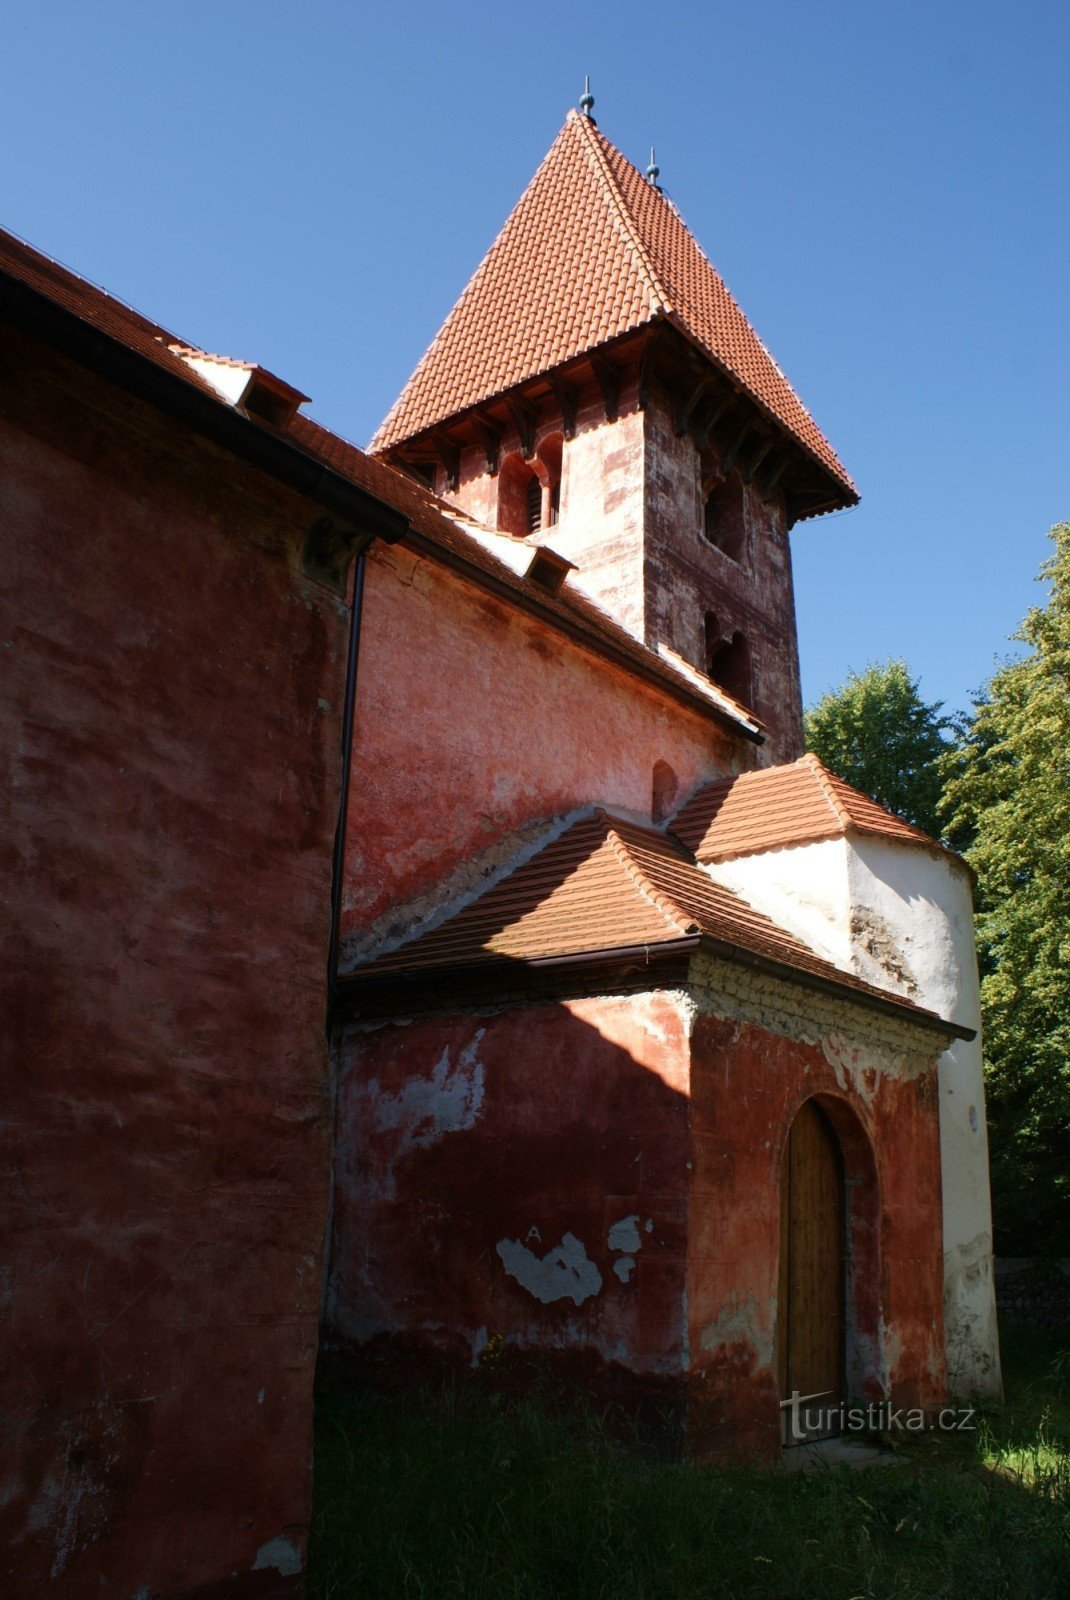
[423,380,805,767]
[0,331,346,1597]
[686,1012,946,1461]
[328,995,692,1383]
[342,537,738,956]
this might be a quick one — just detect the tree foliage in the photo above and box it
[804,660,953,837]
[942,522,1070,1253]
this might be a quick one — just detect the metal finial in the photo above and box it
[646,147,660,186]
[579,75,595,117]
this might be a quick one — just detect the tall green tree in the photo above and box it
[804,660,953,836]
[942,522,1070,1254]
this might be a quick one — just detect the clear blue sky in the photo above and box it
[2,1,1065,718]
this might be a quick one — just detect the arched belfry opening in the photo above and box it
[702,472,747,562]
[704,613,753,707]
[498,438,563,536]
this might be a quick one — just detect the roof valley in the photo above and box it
[601,815,696,936]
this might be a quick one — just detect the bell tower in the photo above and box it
[371,92,857,766]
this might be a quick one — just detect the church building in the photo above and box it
[1,91,1000,1599]
[327,100,1001,1455]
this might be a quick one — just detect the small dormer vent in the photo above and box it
[526,547,575,597]
[239,369,309,428]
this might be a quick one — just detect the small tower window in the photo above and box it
[702,473,747,562]
[498,437,563,536]
[707,630,753,705]
[652,760,679,824]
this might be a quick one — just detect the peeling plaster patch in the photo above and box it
[698,1292,775,1366]
[252,1537,302,1578]
[496,1233,602,1305]
[607,1214,642,1254]
[372,1031,485,1153]
[821,1036,883,1106]
[525,1225,542,1244]
[257,1388,265,1405]
[850,906,920,995]
[644,1219,653,1234]
[878,1319,903,1390]
[613,1256,636,1283]
[690,953,941,1077]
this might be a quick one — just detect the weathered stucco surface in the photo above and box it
[848,839,1001,1399]
[330,958,949,1462]
[703,837,1001,1400]
[687,956,948,1460]
[1,330,343,1597]
[341,535,737,961]
[327,993,694,1381]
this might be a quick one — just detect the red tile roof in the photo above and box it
[371,112,855,504]
[348,809,959,1035]
[0,225,760,740]
[670,753,961,865]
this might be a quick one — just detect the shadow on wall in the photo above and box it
[323,971,923,1461]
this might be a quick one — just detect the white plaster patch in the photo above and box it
[613,1256,636,1283]
[252,1537,303,1578]
[496,1232,603,1305]
[607,1214,642,1254]
[372,1031,485,1152]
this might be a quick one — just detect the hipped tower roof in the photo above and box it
[372,110,855,507]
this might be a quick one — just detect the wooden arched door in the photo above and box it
[777,1099,846,1443]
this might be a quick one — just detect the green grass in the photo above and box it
[308,1330,1070,1599]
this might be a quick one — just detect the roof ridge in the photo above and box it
[799,751,853,830]
[598,813,697,937]
[570,112,673,319]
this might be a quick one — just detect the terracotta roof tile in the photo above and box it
[348,809,957,1034]
[671,753,960,864]
[371,112,855,504]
